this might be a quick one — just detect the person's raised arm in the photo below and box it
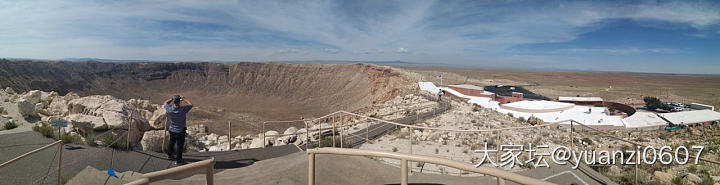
[164,98,173,105]
[181,96,193,106]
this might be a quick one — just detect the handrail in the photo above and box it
[307,148,555,185]
[124,158,216,185]
[0,140,63,168]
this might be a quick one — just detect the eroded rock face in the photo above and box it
[17,99,36,118]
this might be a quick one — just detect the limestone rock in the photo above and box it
[5,87,15,94]
[653,171,673,184]
[283,127,298,135]
[102,111,127,129]
[148,107,167,130]
[17,99,36,118]
[23,90,42,104]
[66,114,107,130]
[141,130,168,152]
[685,173,701,184]
[249,138,265,148]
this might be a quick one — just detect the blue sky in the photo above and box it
[1,0,719,74]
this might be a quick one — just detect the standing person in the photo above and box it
[438,90,445,101]
[164,95,193,164]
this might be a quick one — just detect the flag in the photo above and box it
[435,75,442,80]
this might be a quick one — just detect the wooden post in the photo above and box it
[206,159,215,185]
[365,121,369,142]
[340,115,344,148]
[127,111,132,150]
[496,132,501,162]
[308,153,315,185]
[570,121,574,152]
[305,121,310,150]
[319,122,322,148]
[57,143,63,185]
[162,116,168,153]
[401,159,408,185]
[262,122,266,148]
[409,127,413,155]
[497,177,506,185]
[228,121,231,151]
[332,115,336,148]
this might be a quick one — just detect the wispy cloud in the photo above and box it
[0,0,719,73]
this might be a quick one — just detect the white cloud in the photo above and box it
[396,47,408,53]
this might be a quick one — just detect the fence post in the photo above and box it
[127,111,132,150]
[497,177,506,185]
[57,143,63,185]
[262,122,266,148]
[365,121,369,142]
[332,115,336,148]
[340,115,344,148]
[401,159,408,185]
[305,121,310,150]
[228,121,231,151]
[162,117,168,153]
[308,153,316,185]
[206,159,215,185]
[570,121,574,152]
[409,127,413,155]
[319,121,323,148]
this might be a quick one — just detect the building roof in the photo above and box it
[658,110,720,125]
[558,96,603,102]
[623,112,668,129]
[448,84,484,91]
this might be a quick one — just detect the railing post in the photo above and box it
[319,122,323,148]
[332,115,336,148]
[308,153,315,185]
[570,121,574,152]
[401,159,408,185]
[366,121,369,142]
[305,121,310,150]
[409,127,413,155]
[57,142,63,185]
[127,111,132,150]
[340,115,344,148]
[497,177,506,185]
[228,121,231,151]
[206,159,215,185]
[262,122,266,148]
[162,117,168,153]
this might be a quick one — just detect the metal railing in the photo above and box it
[124,158,216,185]
[0,140,64,185]
[307,147,555,185]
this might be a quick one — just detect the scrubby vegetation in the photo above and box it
[3,120,18,130]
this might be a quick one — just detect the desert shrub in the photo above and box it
[471,120,476,123]
[581,137,593,145]
[101,133,127,149]
[392,147,398,152]
[4,120,18,130]
[517,116,525,122]
[507,112,514,117]
[85,132,97,146]
[60,131,80,144]
[33,122,56,139]
[594,103,604,107]
[369,113,378,118]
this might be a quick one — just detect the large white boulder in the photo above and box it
[23,90,42,104]
[66,114,107,130]
[102,111,127,129]
[283,127,298,135]
[148,107,167,130]
[17,98,36,118]
[141,130,168,152]
[249,137,266,148]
